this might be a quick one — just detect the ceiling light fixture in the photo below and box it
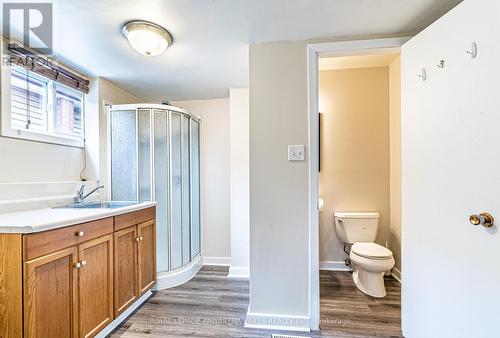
[122,20,173,56]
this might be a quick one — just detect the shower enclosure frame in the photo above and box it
[107,103,201,274]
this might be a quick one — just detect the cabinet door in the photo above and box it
[138,220,156,294]
[78,235,113,338]
[114,226,138,316]
[24,247,79,338]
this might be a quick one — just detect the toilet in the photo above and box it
[334,212,395,298]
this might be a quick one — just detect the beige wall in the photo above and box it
[171,98,231,262]
[249,41,310,318]
[389,57,402,274]
[319,67,391,263]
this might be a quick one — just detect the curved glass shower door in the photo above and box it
[110,110,137,201]
[181,115,191,265]
[190,119,201,258]
[110,105,202,276]
[170,112,183,270]
[154,110,169,272]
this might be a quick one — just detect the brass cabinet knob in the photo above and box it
[469,213,494,228]
[75,231,84,237]
[136,237,140,242]
[74,262,81,269]
[139,236,143,241]
[81,260,87,266]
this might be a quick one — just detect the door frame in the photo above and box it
[306,37,410,330]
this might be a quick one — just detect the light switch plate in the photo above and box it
[288,145,305,161]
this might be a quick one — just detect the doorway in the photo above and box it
[317,51,401,336]
[306,38,409,332]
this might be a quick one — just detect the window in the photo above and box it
[2,66,85,147]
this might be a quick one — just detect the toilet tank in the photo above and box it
[334,212,380,244]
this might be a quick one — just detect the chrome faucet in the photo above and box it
[75,184,105,203]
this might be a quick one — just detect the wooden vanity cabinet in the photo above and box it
[78,234,114,338]
[24,246,79,338]
[113,209,156,317]
[138,220,156,295]
[0,206,156,338]
[113,226,138,316]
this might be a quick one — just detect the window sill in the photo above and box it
[1,127,84,148]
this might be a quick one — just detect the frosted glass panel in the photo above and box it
[191,120,201,258]
[154,110,169,272]
[181,115,191,265]
[110,105,202,275]
[111,110,137,201]
[138,110,151,202]
[170,113,183,269]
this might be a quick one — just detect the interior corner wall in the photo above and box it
[249,41,309,318]
[171,98,231,263]
[318,67,390,265]
[389,57,402,274]
[229,88,250,278]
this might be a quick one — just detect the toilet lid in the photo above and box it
[352,242,393,259]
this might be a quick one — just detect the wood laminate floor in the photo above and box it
[110,266,402,338]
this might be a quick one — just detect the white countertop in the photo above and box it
[0,202,157,234]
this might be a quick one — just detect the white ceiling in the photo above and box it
[2,0,462,101]
[319,54,400,71]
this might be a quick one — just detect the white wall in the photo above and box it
[229,88,250,278]
[0,137,84,183]
[248,41,310,324]
[171,98,231,263]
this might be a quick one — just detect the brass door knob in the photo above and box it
[469,213,494,228]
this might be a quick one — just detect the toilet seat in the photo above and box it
[351,242,393,260]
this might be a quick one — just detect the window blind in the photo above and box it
[10,67,48,131]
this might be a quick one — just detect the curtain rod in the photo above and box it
[7,43,90,93]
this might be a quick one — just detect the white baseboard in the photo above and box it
[391,267,402,284]
[95,290,152,338]
[228,266,250,279]
[319,260,352,271]
[203,256,231,266]
[244,306,310,332]
[155,255,203,290]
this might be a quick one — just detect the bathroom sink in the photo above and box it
[56,201,141,209]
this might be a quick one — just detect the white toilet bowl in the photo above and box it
[349,242,395,298]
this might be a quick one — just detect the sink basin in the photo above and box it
[57,201,141,209]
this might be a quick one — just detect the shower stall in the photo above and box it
[108,104,201,284]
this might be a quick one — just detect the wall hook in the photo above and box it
[418,68,427,81]
[467,42,477,58]
[437,60,445,68]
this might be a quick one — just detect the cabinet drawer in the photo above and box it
[24,218,113,261]
[114,207,155,231]
[75,217,114,244]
